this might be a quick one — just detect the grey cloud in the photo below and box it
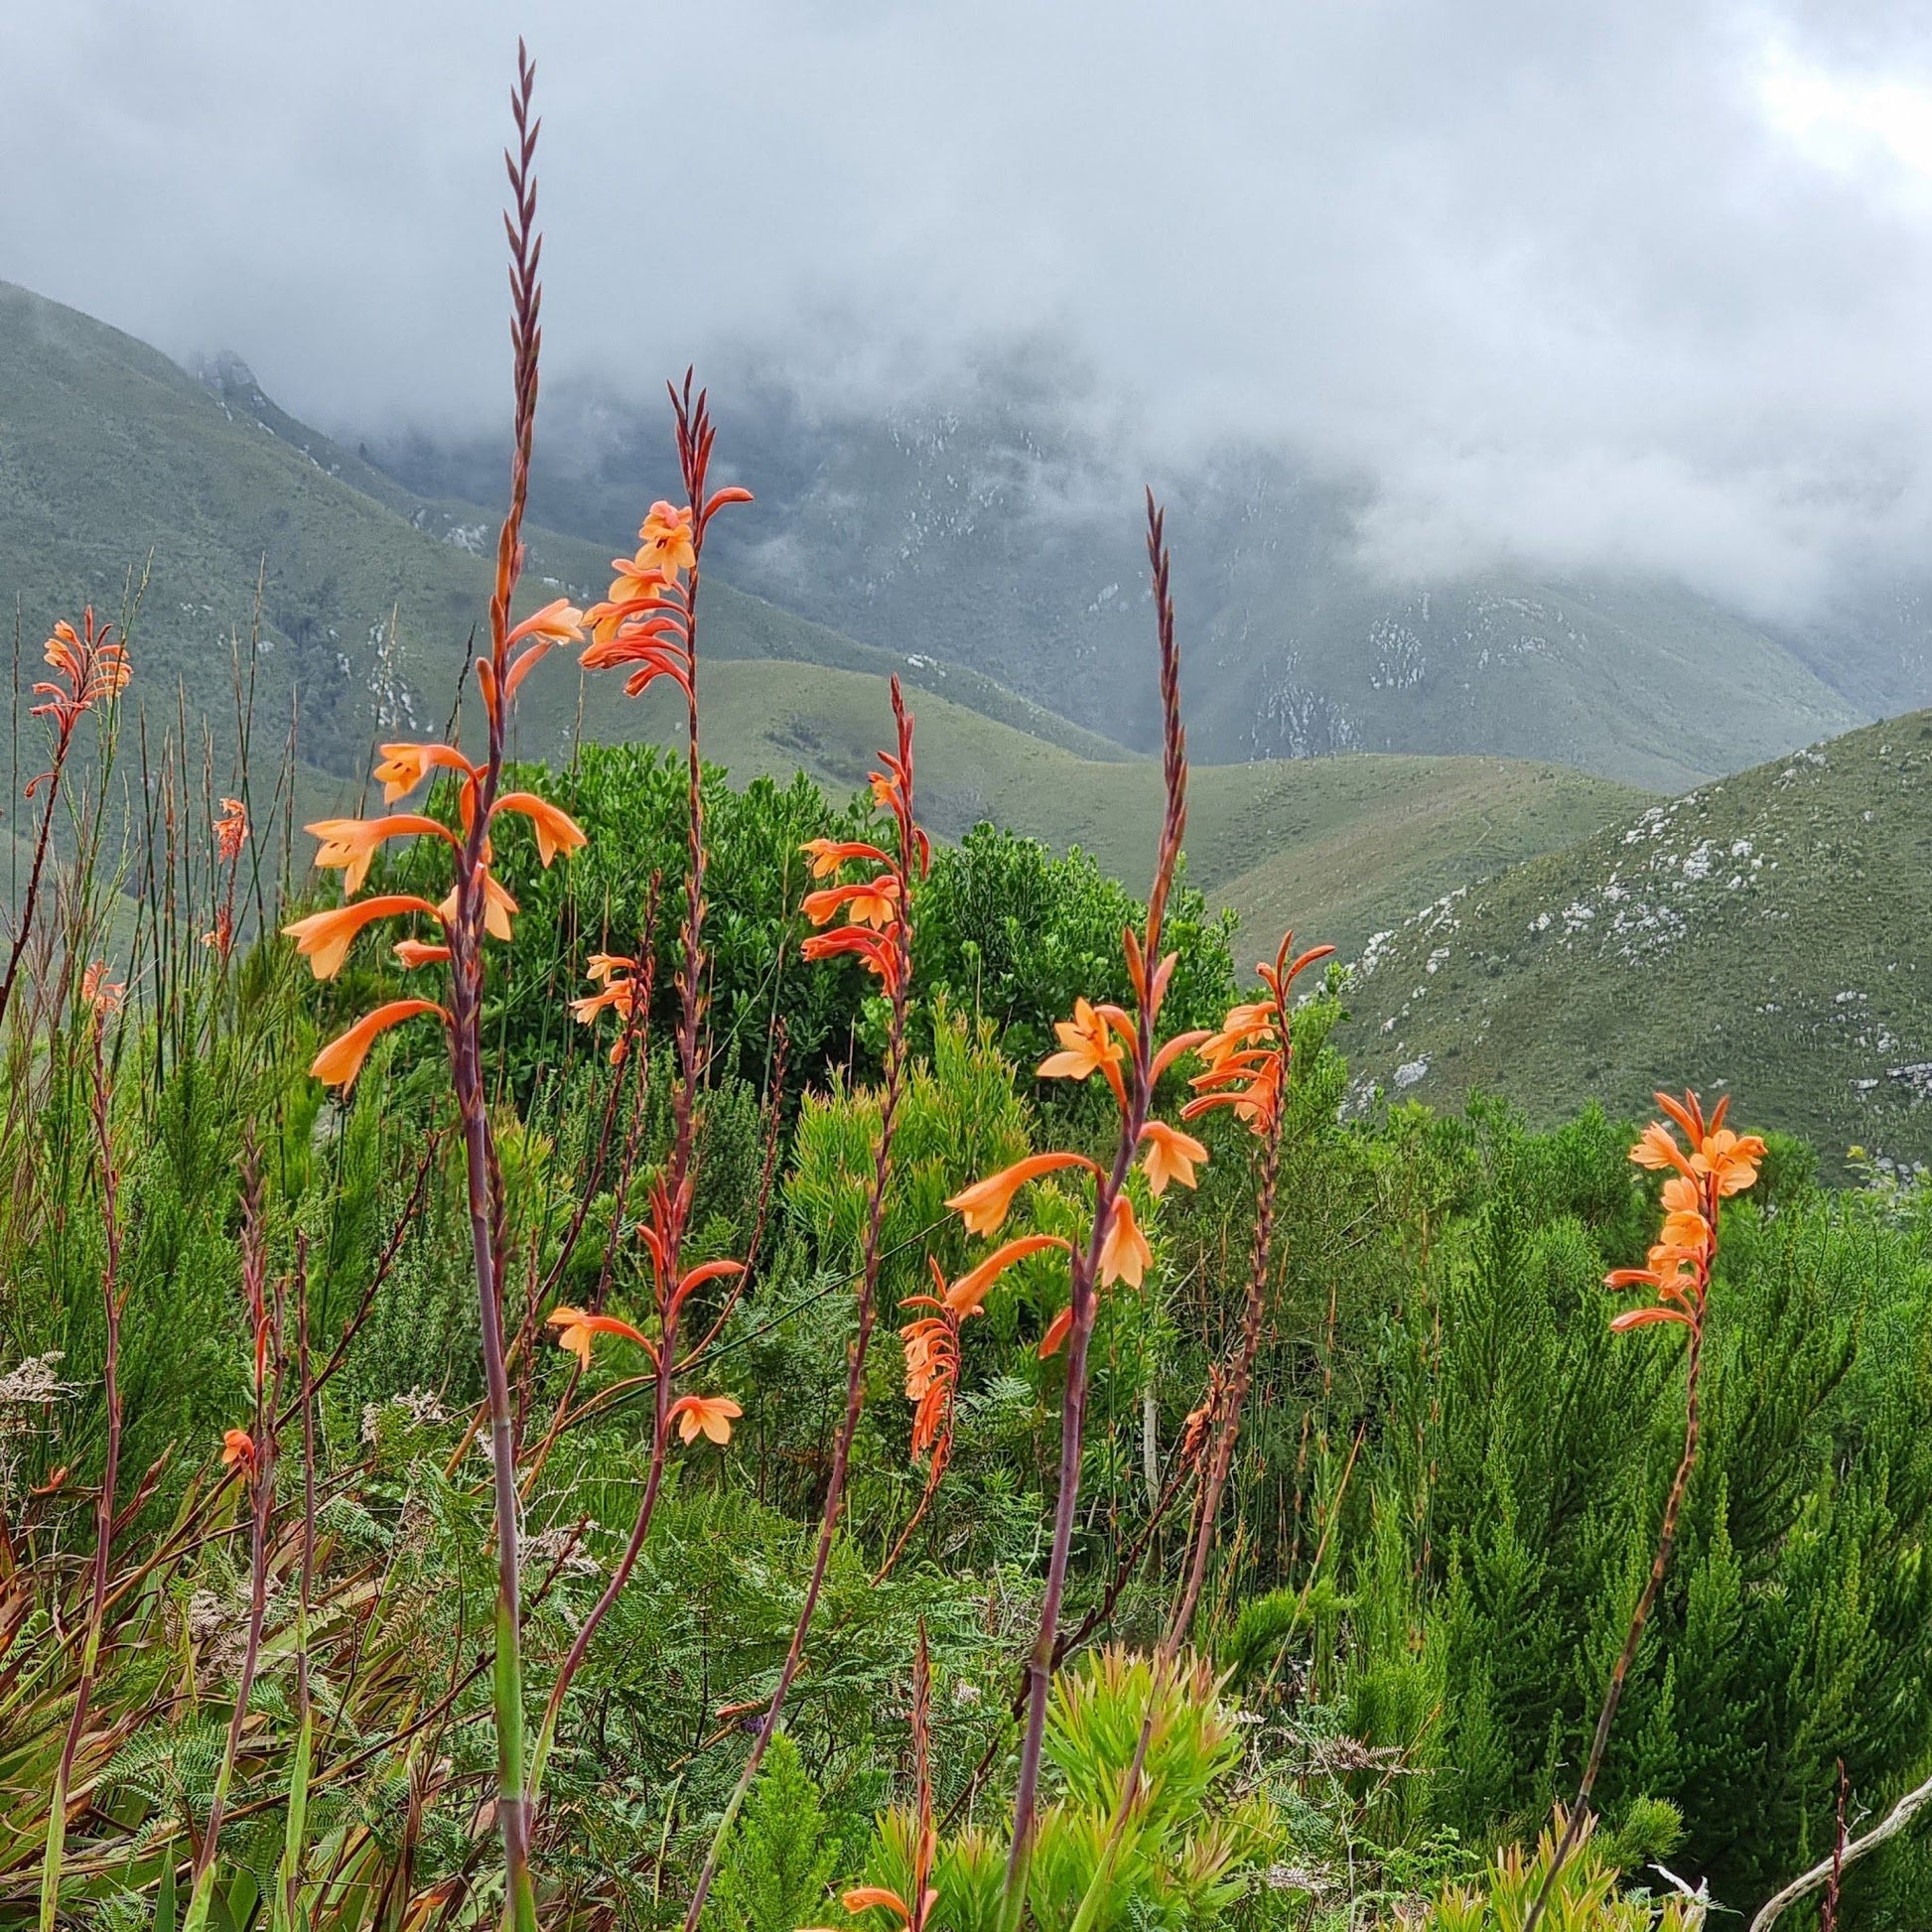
[6,0,1932,617]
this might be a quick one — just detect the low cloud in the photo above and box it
[7,1,1932,617]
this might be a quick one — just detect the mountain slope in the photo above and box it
[1335,713,1932,1165]
[1,280,1647,954]
[379,368,1873,791]
[615,654,1647,957]
[0,281,1119,779]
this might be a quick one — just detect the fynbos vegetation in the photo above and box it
[9,45,1932,1932]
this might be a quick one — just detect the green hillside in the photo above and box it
[1335,711,1932,1165]
[402,376,1873,791]
[608,654,1647,957]
[2,278,1649,957]
[0,280,1119,779]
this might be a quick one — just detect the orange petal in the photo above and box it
[311,999,446,1089]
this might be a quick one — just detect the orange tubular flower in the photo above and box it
[669,1393,743,1446]
[638,499,697,579]
[667,1258,746,1317]
[1037,997,1127,1087]
[436,870,518,943]
[547,1305,654,1369]
[944,1234,1072,1319]
[946,1150,1098,1238]
[799,923,904,993]
[214,797,249,863]
[571,979,632,1024]
[80,960,124,1016]
[1138,1120,1207,1197]
[306,814,460,897]
[490,791,589,866]
[220,1428,256,1471]
[393,938,452,970]
[1605,1090,1763,1332]
[33,611,131,743]
[802,875,900,930]
[501,599,586,700]
[842,1888,934,1927]
[899,1291,963,1455]
[283,896,446,981]
[1097,1193,1152,1289]
[801,838,890,879]
[1182,934,1334,1135]
[372,742,479,806]
[310,999,448,1089]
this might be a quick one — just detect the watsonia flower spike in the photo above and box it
[682,676,927,1932]
[995,491,1203,1932]
[1523,1090,1764,1932]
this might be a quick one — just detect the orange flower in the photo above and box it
[946,1151,1096,1239]
[436,870,518,943]
[214,797,249,863]
[221,1428,256,1470]
[547,1305,653,1369]
[637,500,697,580]
[669,1392,743,1446]
[667,1258,746,1316]
[577,622,693,698]
[802,876,900,930]
[571,979,632,1022]
[284,896,445,981]
[1181,935,1333,1136]
[80,960,123,1016]
[1038,999,1129,1106]
[310,998,447,1088]
[1138,1120,1206,1196]
[491,791,589,866]
[843,1888,935,1926]
[393,938,451,970]
[1695,1126,1765,1196]
[1606,1091,1761,1333]
[372,742,478,805]
[587,952,635,983]
[801,838,890,879]
[33,611,131,739]
[1630,1120,1695,1179]
[799,924,903,993]
[1098,1193,1152,1289]
[943,1234,1072,1318]
[306,815,458,897]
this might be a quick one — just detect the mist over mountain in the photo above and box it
[370,359,1909,790]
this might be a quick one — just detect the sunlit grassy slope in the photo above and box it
[1335,712,1932,1164]
[601,655,1648,958]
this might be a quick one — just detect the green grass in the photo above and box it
[601,655,1648,958]
[1335,710,1932,1165]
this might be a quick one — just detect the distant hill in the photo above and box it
[1334,712,1932,1166]
[377,367,1876,791]
[0,281,1118,781]
[0,278,1653,955]
[619,654,1647,958]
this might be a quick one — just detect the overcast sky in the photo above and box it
[6,1,1932,616]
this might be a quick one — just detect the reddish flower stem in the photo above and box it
[441,46,544,1929]
[527,380,725,1800]
[681,681,922,1932]
[188,1157,278,1925]
[1523,1171,1716,1932]
[1001,493,1188,1932]
[39,996,125,1932]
